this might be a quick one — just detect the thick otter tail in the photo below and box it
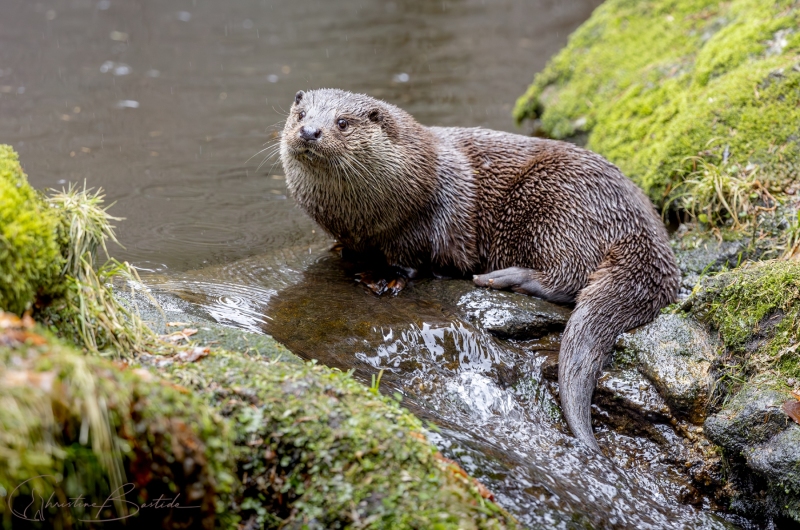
[558,239,677,453]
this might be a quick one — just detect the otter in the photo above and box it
[279,88,679,452]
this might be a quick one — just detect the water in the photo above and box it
[2,0,598,271]
[1,1,747,528]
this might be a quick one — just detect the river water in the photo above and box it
[1,1,749,528]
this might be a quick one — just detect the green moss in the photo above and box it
[515,0,800,206]
[0,312,235,529]
[166,352,515,529]
[0,145,64,314]
[0,312,514,528]
[689,260,800,381]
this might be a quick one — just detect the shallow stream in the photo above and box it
[1,1,750,527]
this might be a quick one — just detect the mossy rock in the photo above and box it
[514,0,800,205]
[0,145,64,314]
[704,378,800,522]
[0,312,235,529]
[688,260,800,383]
[0,312,514,529]
[163,350,515,529]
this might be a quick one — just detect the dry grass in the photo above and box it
[43,185,173,357]
[667,156,776,229]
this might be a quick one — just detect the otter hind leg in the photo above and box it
[473,267,573,304]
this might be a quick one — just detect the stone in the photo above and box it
[704,381,800,522]
[456,288,572,340]
[618,313,715,423]
[704,384,791,456]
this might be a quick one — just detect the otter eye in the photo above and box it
[337,119,348,131]
[298,110,306,120]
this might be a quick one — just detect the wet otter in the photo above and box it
[279,88,679,452]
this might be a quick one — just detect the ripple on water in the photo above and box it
[147,253,738,529]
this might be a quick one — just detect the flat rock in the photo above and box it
[618,313,715,423]
[457,289,572,340]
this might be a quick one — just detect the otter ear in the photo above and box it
[368,109,381,123]
[294,90,304,105]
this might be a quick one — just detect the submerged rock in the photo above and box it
[618,313,715,423]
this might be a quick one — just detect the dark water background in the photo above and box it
[1,1,751,528]
[3,0,599,273]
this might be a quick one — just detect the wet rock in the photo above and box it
[672,231,747,295]
[618,313,715,423]
[704,384,792,455]
[748,426,800,495]
[596,368,674,423]
[456,288,572,340]
[704,382,800,523]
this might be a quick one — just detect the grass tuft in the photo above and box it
[667,156,777,228]
[38,185,171,357]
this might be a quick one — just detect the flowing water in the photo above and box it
[1,1,751,528]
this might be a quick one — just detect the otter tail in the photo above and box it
[558,241,677,453]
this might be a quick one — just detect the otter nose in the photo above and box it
[299,126,322,141]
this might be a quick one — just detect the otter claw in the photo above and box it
[356,271,407,296]
[386,277,407,295]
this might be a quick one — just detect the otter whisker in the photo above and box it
[245,142,282,165]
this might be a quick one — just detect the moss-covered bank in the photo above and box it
[0,145,63,314]
[0,312,235,529]
[514,0,800,207]
[0,312,515,529]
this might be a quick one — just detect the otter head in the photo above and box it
[280,89,436,245]
[281,89,397,169]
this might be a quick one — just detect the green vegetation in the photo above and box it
[514,0,800,215]
[0,313,514,529]
[688,260,800,383]
[167,353,513,529]
[39,185,164,356]
[1,144,514,528]
[0,145,63,314]
[0,312,233,529]
[0,144,167,356]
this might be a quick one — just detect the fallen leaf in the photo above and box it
[166,321,191,327]
[783,400,800,425]
[176,346,209,362]
[160,328,198,343]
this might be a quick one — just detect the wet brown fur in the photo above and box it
[280,89,680,453]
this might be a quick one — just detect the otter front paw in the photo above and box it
[355,271,408,296]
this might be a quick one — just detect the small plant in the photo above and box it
[667,155,776,229]
[41,184,170,357]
